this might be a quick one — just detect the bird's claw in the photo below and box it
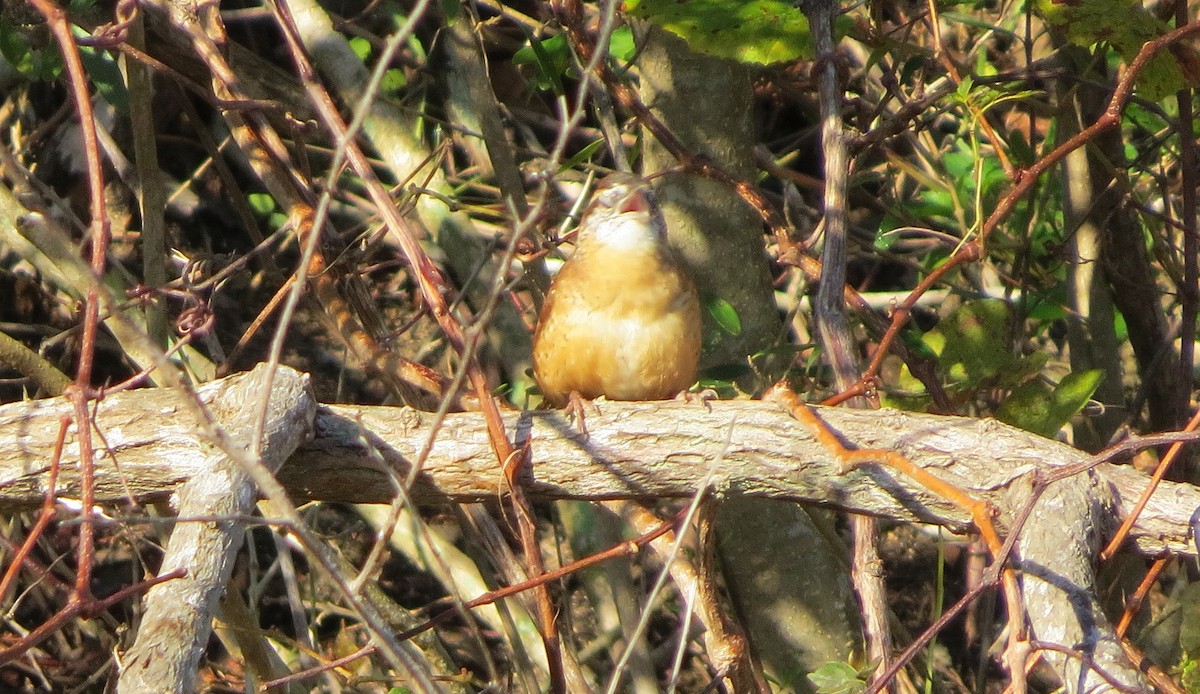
[676,388,718,411]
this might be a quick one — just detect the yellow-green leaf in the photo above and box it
[996,370,1104,439]
[624,0,813,65]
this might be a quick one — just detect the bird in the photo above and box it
[532,173,702,407]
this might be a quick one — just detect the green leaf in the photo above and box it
[705,296,742,336]
[893,323,942,395]
[349,36,372,62]
[558,138,608,171]
[955,74,974,101]
[513,33,570,93]
[996,369,1103,438]
[1113,309,1128,342]
[1036,0,1162,54]
[247,192,277,216]
[899,323,939,362]
[380,68,407,95]
[1135,53,1188,103]
[625,0,814,65]
[694,377,739,399]
[0,23,62,81]
[893,298,1045,398]
[940,11,1020,39]
[1125,102,1168,134]
[937,299,1014,385]
[514,27,635,93]
[807,660,867,694]
[1181,652,1200,694]
[1007,129,1035,167]
[609,25,636,61]
[77,42,127,113]
[1025,298,1069,322]
[873,221,899,252]
[996,381,1056,437]
[1053,369,1105,413]
[0,26,30,71]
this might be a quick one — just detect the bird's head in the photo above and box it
[577,173,668,252]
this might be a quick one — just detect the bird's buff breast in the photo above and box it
[533,245,701,406]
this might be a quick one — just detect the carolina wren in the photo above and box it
[533,173,702,406]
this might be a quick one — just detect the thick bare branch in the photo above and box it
[5,370,1183,689]
[1,375,1194,559]
[118,364,316,694]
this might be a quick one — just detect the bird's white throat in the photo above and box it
[587,211,663,253]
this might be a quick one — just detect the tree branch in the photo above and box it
[6,368,1186,689]
[1,372,1194,559]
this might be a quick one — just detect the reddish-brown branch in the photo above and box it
[1116,556,1171,638]
[0,417,69,601]
[261,511,678,690]
[1116,639,1187,693]
[859,241,983,386]
[860,19,1200,394]
[770,384,1029,683]
[1101,406,1200,560]
[500,444,567,692]
[1028,641,1152,693]
[866,580,996,694]
[0,567,186,667]
[772,385,1004,552]
[983,21,1200,245]
[26,0,114,606]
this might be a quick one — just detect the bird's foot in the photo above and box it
[676,388,718,411]
[566,391,601,440]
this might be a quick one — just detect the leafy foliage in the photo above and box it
[1035,0,1200,101]
[0,23,62,80]
[624,0,814,65]
[888,299,1101,439]
[514,27,636,92]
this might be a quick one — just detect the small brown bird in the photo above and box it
[533,173,702,406]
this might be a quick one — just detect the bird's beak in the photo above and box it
[617,189,651,215]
